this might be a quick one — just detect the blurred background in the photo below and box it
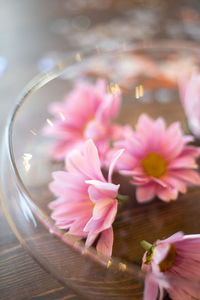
[1,0,200,299]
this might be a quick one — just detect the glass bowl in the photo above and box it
[1,41,200,299]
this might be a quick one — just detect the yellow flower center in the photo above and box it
[145,245,156,265]
[142,153,167,178]
[159,244,176,272]
[145,244,176,272]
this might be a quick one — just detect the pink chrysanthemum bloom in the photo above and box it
[114,114,200,202]
[49,139,124,257]
[43,79,122,161]
[179,72,200,138]
[141,232,200,300]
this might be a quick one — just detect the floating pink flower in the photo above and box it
[141,232,200,300]
[49,139,124,257]
[43,79,122,161]
[114,114,200,202]
[179,72,200,138]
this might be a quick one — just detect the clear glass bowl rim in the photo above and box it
[3,39,200,288]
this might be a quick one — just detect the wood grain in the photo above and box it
[0,209,81,300]
[1,0,200,299]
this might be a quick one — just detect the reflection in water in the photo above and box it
[108,83,120,95]
[59,112,65,121]
[75,53,82,62]
[23,153,32,172]
[46,118,54,127]
[30,129,37,136]
[135,84,144,99]
[118,262,127,272]
[106,259,112,269]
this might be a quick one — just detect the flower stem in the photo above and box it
[140,240,153,251]
[117,194,129,203]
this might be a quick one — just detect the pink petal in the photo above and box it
[68,83,97,118]
[182,135,195,144]
[50,84,96,125]
[51,201,92,220]
[136,114,154,136]
[49,140,79,161]
[84,200,118,234]
[99,199,118,230]
[87,185,104,204]
[48,197,67,210]
[68,217,89,236]
[156,186,178,202]
[151,177,167,188]
[150,117,166,151]
[130,178,151,185]
[158,287,164,300]
[107,150,137,171]
[108,148,124,182]
[168,156,198,169]
[123,135,145,157]
[181,146,200,158]
[136,183,156,203]
[67,140,105,181]
[152,243,171,265]
[161,122,184,160]
[96,92,121,122]
[108,124,125,140]
[43,119,81,137]
[83,119,106,140]
[92,198,114,220]
[120,170,138,176]
[95,78,107,94]
[96,227,114,257]
[178,74,188,102]
[157,231,184,245]
[55,220,73,230]
[182,234,200,242]
[48,100,65,115]
[171,259,200,280]
[51,171,85,186]
[85,231,99,248]
[161,174,187,194]
[143,275,159,300]
[172,169,200,185]
[155,117,166,132]
[95,139,110,161]
[168,286,192,300]
[175,249,200,260]
[121,166,145,178]
[44,79,123,162]
[49,172,89,201]
[82,139,105,180]
[182,72,200,118]
[86,180,119,200]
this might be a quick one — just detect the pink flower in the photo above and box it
[179,72,200,138]
[114,114,200,202]
[141,232,200,300]
[49,139,124,257]
[43,79,122,161]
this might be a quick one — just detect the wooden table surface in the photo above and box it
[1,0,200,299]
